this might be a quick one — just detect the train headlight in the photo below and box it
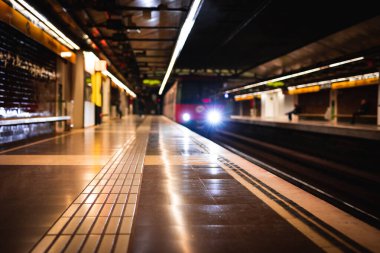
[206,110,222,125]
[182,113,191,122]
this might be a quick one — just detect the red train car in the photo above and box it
[164,76,225,128]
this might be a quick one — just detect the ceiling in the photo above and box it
[26,0,380,94]
[28,0,191,90]
[177,0,380,70]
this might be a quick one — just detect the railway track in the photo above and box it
[195,127,380,228]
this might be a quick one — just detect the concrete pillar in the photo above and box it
[330,89,338,124]
[377,81,380,125]
[55,59,71,132]
[57,59,71,106]
[72,52,85,128]
[130,96,135,115]
[102,77,111,122]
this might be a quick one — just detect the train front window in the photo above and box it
[179,81,221,104]
[180,84,201,104]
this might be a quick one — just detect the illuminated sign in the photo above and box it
[83,55,107,74]
[331,77,378,89]
[95,60,107,72]
[143,79,161,86]
[267,81,284,87]
[60,52,73,58]
[234,94,254,101]
[288,85,320,95]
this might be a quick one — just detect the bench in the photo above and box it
[0,116,71,126]
[298,113,377,123]
[337,114,377,124]
[298,113,326,121]
[336,114,376,118]
[0,116,72,146]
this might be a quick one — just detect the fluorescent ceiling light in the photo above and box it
[60,52,73,58]
[226,56,365,94]
[288,72,378,90]
[102,70,137,98]
[10,0,80,50]
[85,51,134,97]
[236,73,379,99]
[83,51,99,74]
[158,0,204,95]
[328,57,363,67]
[234,88,282,100]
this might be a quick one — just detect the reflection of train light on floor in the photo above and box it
[163,76,226,129]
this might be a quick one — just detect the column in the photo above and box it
[377,77,380,125]
[120,91,127,117]
[330,89,337,124]
[56,58,71,132]
[102,77,111,122]
[72,52,85,128]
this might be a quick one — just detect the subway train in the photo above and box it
[163,76,228,129]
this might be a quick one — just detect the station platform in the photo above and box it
[0,116,379,253]
[229,116,380,141]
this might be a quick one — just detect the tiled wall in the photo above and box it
[0,21,58,145]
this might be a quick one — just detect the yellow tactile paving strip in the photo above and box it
[31,119,151,253]
[144,154,219,165]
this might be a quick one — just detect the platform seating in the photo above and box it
[298,113,325,121]
[337,114,377,124]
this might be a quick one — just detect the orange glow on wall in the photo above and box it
[331,77,379,89]
[288,85,320,95]
[0,1,76,63]
[234,94,254,101]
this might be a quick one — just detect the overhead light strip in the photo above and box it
[102,70,137,98]
[288,72,379,90]
[158,0,204,95]
[10,0,80,50]
[234,71,378,100]
[226,57,364,94]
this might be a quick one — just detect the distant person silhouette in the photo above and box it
[286,104,301,121]
[138,97,145,117]
[116,99,122,119]
[351,99,369,124]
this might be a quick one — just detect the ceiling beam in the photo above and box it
[133,48,172,51]
[81,10,140,82]
[137,61,169,64]
[135,55,170,58]
[117,6,187,12]
[70,5,188,12]
[103,37,176,42]
[93,24,180,30]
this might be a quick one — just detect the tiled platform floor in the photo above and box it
[0,116,379,253]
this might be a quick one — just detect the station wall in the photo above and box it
[0,22,58,145]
